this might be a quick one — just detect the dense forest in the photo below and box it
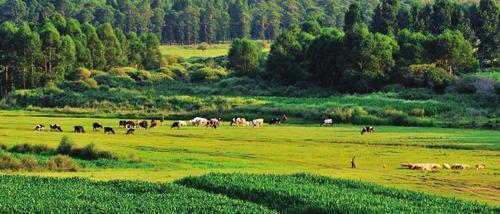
[0,0,498,97]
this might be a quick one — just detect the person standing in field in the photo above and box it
[351,156,356,169]
[160,116,164,126]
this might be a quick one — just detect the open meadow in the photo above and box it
[0,111,498,207]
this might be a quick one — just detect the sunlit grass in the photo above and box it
[0,111,498,205]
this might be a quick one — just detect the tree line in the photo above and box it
[1,0,494,64]
[229,0,498,92]
[0,14,161,96]
[0,0,383,44]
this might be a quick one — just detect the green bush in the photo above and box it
[67,67,92,81]
[9,143,54,155]
[190,66,228,82]
[56,136,75,155]
[409,108,425,117]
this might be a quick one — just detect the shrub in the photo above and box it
[46,155,79,172]
[68,67,92,81]
[450,76,496,94]
[56,136,75,155]
[0,144,6,150]
[21,156,39,171]
[409,108,425,117]
[383,108,405,117]
[190,67,228,82]
[9,144,34,153]
[9,143,54,155]
[70,143,116,160]
[0,153,22,170]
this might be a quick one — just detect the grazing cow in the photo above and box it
[50,124,63,132]
[34,124,45,132]
[476,164,486,170]
[171,121,187,129]
[231,118,247,126]
[191,117,208,127]
[119,120,127,128]
[93,122,103,131]
[451,164,469,170]
[245,121,251,126]
[104,127,115,134]
[74,126,85,133]
[126,128,135,135]
[252,119,264,128]
[443,163,451,170]
[138,120,148,129]
[126,121,136,129]
[207,118,222,129]
[150,119,158,129]
[321,119,333,126]
[361,126,375,135]
[269,118,281,125]
[171,121,181,129]
[282,114,288,123]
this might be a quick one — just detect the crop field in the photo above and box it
[0,111,498,207]
[0,174,497,213]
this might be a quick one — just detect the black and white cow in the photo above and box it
[126,128,135,135]
[93,122,103,131]
[74,126,85,133]
[361,126,374,135]
[269,118,281,125]
[50,124,63,132]
[34,124,45,131]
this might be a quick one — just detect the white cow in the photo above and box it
[252,119,264,128]
[321,119,333,126]
[190,117,208,127]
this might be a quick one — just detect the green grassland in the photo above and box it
[160,43,270,59]
[160,44,231,59]
[0,111,498,206]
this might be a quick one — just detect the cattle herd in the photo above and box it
[32,116,486,172]
[33,116,377,135]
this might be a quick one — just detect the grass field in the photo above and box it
[0,111,498,205]
[160,43,271,59]
[160,44,231,59]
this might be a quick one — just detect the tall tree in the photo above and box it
[344,2,363,32]
[229,0,250,38]
[228,38,262,77]
[433,30,478,74]
[141,33,162,70]
[82,23,105,69]
[339,23,398,92]
[97,23,123,68]
[0,0,28,24]
[305,28,344,86]
[473,0,499,66]
[431,0,455,34]
[371,0,400,34]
